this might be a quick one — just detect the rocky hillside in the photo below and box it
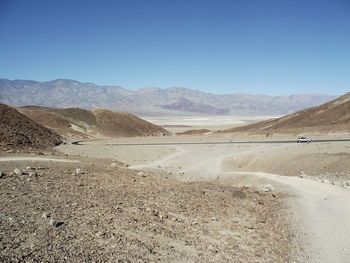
[223,92,350,134]
[0,104,63,149]
[0,78,336,116]
[18,106,170,139]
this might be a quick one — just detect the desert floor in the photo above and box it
[59,116,350,263]
[142,115,278,133]
[1,116,350,262]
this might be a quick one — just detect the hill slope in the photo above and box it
[18,106,170,138]
[223,92,350,134]
[0,104,63,149]
[0,78,336,116]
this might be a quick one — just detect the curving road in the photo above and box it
[72,138,350,146]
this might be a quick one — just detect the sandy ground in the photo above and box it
[58,132,350,262]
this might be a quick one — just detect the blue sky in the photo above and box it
[0,0,349,95]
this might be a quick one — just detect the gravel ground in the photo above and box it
[0,154,296,263]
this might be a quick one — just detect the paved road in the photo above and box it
[72,138,350,146]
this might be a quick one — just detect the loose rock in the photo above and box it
[29,172,37,177]
[42,212,49,219]
[260,184,273,192]
[13,168,23,176]
[137,171,145,177]
[49,218,61,227]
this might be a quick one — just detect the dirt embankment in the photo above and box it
[222,143,350,180]
[0,156,295,263]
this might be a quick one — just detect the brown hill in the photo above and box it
[0,104,63,149]
[92,108,170,137]
[223,92,350,135]
[18,106,170,138]
[18,106,95,139]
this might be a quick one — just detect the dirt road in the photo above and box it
[60,138,350,262]
[223,171,350,263]
[0,157,79,162]
[143,144,350,262]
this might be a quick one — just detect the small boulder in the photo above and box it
[110,163,117,168]
[29,172,37,177]
[260,184,273,192]
[137,171,145,177]
[49,218,61,227]
[42,212,49,219]
[13,168,23,176]
[299,171,306,178]
[75,168,82,175]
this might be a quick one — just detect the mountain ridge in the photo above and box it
[0,78,337,116]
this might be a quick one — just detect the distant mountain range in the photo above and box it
[0,78,337,116]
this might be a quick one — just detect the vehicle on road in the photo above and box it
[297,137,311,143]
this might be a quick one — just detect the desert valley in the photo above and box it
[1,83,350,262]
[3,1,350,262]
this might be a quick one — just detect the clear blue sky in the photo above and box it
[0,0,349,95]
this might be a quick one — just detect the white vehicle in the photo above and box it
[297,137,311,143]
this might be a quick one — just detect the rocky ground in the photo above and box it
[0,153,297,263]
